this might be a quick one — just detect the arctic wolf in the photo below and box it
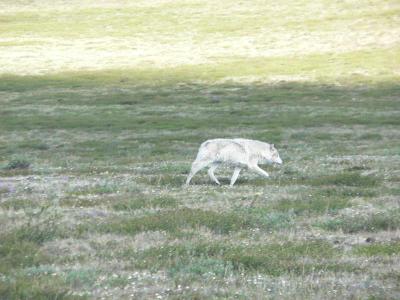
[186,138,283,186]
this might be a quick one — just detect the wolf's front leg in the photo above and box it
[186,160,211,185]
[208,163,220,185]
[250,164,269,178]
[230,167,241,186]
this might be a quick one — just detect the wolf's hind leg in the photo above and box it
[185,160,211,185]
[230,167,241,186]
[208,163,220,185]
[249,164,269,178]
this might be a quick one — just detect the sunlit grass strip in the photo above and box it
[1,46,399,92]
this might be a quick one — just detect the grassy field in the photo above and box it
[1,0,400,299]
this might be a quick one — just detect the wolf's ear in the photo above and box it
[271,144,275,149]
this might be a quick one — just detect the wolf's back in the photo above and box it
[197,139,232,159]
[197,139,249,165]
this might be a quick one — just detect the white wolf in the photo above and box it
[186,138,283,186]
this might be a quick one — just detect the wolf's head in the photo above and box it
[263,144,283,165]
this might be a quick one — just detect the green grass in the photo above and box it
[4,158,31,170]
[354,242,400,256]
[130,241,348,276]
[0,209,71,274]
[0,275,86,300]
[67,183,119,196]
[169,258,234,279]
[64,269,97,289]
[317,209,400,233]
[0,236,50,275]
[0,0,399,298]
[269,196,351,215]
[100,208,259,235]
[112,196,179,210]
[1,1,398,39]
[308,172,381,187]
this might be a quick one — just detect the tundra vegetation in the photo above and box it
[0,0,399,299]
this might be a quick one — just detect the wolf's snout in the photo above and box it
[276,157,283,164]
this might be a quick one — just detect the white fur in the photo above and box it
[186,138,283,186]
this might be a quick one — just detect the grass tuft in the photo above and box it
[309,172,381,187]
[101,208,257,235]
[5,158,31,170]
[64,269,97,289]
[269,195,351,215]
[317,209,400,233]
[0,275,86,300]
[169,258,234,278]
[354,242,400,256]
[112,196,179,211]
[132,241,343,276]
[0,209,66,274]
[138,174,185,186]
